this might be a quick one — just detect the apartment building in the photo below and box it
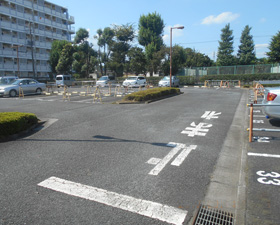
[0,0,75,79]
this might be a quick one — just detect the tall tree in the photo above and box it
[74,28,89,44]
[94,27,114,75]
[267,31,280,63]
[237,25,256,65]
[109,24,135,76]
[49,40,69,76]
[55,43,74,74]
[217,24,235,66]
[138,12,165,75]
[127,47,147,75]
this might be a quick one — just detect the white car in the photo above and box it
[262,87,280,119]
[122,76,146,87]
[96,75,116,87]
[158,76,180,87]
[0,78,46,97]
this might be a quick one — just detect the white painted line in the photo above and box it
[38,177,187,225]
[171,145,197,166]
[148,143,182,176]
[249,115,265,118]
[248,153,280,158]
[146,158,161,165]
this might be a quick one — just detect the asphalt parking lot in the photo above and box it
[245,90,280,225]
[0,86,280,225]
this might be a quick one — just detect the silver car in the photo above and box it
[158,76,180,87]
[262,87,280,119]
[0,78,46,97]
[122,76,146,87]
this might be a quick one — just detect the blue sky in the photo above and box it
[51,0,279,60]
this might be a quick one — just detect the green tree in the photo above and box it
[49,40,69,76]
[127,47,147,75]
[74,28,89,44]
[72,42,97,77]
[161,45,186,75]
[184,48,213,68]
[55,43,74,74]
[237,25,256,65]
[109,24,135,76]
[217,24,235,66]
[94,27,115,76]
[267,31,280,63]
[138,12,165,75]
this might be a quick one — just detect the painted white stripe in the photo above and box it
[148,143,182,176]
[38,177,187,225]
[171,145,197,166]
[248,153,280,158]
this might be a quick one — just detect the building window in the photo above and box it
[16,5,24,13]
[38,0,44,6]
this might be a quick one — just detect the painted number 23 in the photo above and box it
[256,171,280,186]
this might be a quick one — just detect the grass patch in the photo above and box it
[0,112,38,138]
[122,87,181,102]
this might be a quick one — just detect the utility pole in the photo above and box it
[29,21,36,79]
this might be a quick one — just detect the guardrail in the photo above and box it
[203,80,241,88]
[247,103,280,142]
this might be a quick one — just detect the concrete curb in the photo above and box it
[188,89,248,224]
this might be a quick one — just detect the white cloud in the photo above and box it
[255,44,269,48]
[201,12,240,25]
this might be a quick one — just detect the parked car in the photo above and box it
[96,75,116,87]
[158,76,180,87]
[0,76,18,85]
[56,75,77,87]
[262,87,280,119]
[122,76,146,87]
[0,78,46,97]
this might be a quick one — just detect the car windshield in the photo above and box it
[162,76,175,81]
[0,78,16,85]
[126,77,137,80]
[162,77,170,81]
[10,80,23,85]
[99,76,108,81]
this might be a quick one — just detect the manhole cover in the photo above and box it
[193,204,234,225]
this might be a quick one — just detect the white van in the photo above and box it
[56,75,76,87]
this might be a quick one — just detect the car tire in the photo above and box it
[9,89,17,97]
[36,88,42,95]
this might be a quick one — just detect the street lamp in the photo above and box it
[170,26,184,87]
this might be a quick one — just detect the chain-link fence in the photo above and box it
[178,64,280,76]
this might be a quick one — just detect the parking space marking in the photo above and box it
[38,176,188,225]
[248,153,280,158]
[147,143,197,175]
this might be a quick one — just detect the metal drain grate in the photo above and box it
[193,204,234,225]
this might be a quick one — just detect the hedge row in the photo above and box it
[199,73,280,83]
[123,87,181,102]
[0,112,38,137]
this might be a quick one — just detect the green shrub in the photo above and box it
[123,87,180,102]
[0,112,38,137]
